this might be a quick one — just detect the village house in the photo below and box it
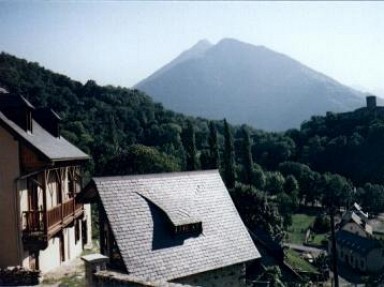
[80,170,260,287]
[339,203,372,238]
[335,230,384,273]
[332,203,384,273]
[0,92,92,272]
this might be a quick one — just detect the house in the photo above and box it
[338,202,372,238]
[81,170,260,286]
[0,92,92,272]
[335,230,384,273]
[331,203,384,273]
[339,210,372,238]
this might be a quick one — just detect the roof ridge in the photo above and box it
[93,169,219,182]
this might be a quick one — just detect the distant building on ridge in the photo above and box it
[330,203,384,273]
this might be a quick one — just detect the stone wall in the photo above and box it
[91,265,246,287]
[0,266,40,286]
[173,263,246,287]
[93,271,190,287]
[85,254,246,287]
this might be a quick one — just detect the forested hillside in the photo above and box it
[290,109,384,184]
[0,52,202,175]
[2,51,384,242]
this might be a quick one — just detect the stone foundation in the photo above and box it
[0,266,40,286]
[173,263,246,287]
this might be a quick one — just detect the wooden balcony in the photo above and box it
[22,198,84,250]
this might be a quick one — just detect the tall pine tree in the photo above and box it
[223,119,236,188]
[242,126,253,186]
[182,120,197,171]
[208,121,220,169]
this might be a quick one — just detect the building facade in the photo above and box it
[0,92,91,272]
[335,230,384,273]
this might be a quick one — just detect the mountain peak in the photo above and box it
[135,40,212,87]
[136,39,364,131]
[192,39,212,50]
[216,38,266,49]
[217,38,243,45]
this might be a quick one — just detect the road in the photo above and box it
[283,243,325,257]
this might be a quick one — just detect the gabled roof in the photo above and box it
[351,202,369,222]
[353,202,362,211]
[340,211,372,235]
[92,170,260,281]
[0,111,89,162]
[336,230,383,256]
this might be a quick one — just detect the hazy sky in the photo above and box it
[1,1,383,95]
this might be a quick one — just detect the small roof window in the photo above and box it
[138,192,203,236]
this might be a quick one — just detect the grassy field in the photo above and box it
[286,214,315,244]
[284,249,319,274]
[285,213,328,246]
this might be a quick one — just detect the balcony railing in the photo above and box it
[23,198,84,242]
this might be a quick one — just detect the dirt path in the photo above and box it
[40,257,85,286]
[40,242,98,286]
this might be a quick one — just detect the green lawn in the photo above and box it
[285,213,328,246]
[286,214,315,244]
[284,249,319,274]
[311,233,328,246]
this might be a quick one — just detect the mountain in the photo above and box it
[136,38,366,131]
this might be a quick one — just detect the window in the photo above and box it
[82,220,88,245]
[68,169,81,197]
[174,222,202,235]
[27,177,39,211]
[68,175,75,197]
[75,220,80,243]
[56,177,62,204]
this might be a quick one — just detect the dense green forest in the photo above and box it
[2,52,384,241]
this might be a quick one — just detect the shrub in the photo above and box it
[312,214,330,234]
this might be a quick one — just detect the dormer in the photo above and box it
[0,93,34,133]
[173,221,203,235]
[34,108,61,138]
[138,192,203,238]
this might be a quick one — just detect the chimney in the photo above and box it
[0,93,34,133]
[366,95,377,109]
[34,108,61,138]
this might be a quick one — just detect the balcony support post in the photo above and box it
[43,171,48,236]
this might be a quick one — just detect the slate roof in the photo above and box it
[336,230,383,256]
[92,170,260,281]
[0,111,89,162]
[341,211,372,235]
[351,202,369,222]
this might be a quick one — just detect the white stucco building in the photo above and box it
[331,203,384,273]
[0,92,92,272]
